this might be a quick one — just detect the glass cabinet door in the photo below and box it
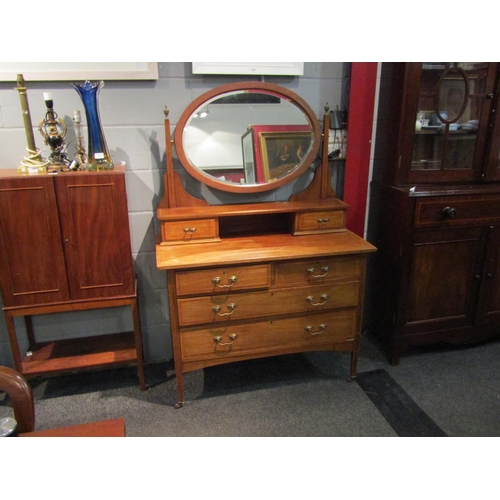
[485,72,500,182]
[401,63,498,184]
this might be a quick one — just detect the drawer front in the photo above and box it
[414,194,500,228]
[295,210,345,233]
[177,281,360,326]
[274,255,362,286]
[180,309,358,362]
[175,264,271,296]
[162,218,218,243]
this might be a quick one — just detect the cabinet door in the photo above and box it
[399,63,498,185]
[55,172,135,299]
[484,75,500,181]
[0,175,69,306]
[401,226,486,335]
[477,226,500,324]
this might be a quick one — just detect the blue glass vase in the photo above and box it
[72,80,113,171]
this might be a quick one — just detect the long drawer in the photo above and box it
[177,281,360,326]
[175,264,271,296]
[180,309,358,363]
[414,194,500,228]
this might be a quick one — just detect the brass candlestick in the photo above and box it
[15,74,48,174]
[71,110,87,170]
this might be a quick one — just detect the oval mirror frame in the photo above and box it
[174,82,322,194]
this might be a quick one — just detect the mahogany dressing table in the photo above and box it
[155,82,376,407]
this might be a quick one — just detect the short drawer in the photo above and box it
[161,218,218,244]
[294,210,345,234]
[176,281,360,326]
[274,255,362,286]
[180,309,358,362]
[175,264,271,296]
[414,194,500,228]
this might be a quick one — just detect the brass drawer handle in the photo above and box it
[212,276,238,288]
[306,294,329,306]
[305,324,326,336]
[307,266,329,278]
[213,333,238,346]
[317,218,330,223]
[183,227,197,233]
[212,303,237,316]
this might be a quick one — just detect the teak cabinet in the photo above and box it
[367,62,500,364]
[0,166,145,389]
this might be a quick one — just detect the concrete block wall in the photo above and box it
[0,62,346,367]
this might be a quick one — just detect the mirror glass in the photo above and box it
[174,83,321,193]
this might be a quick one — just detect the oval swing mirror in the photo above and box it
[174,82,322,194]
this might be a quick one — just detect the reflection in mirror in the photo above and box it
[180,88,316,189]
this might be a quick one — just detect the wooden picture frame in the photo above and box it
[192,62,304,76]
[247,125,312,182]
[0,63,158,81]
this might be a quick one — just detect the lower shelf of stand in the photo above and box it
[20,332,138,376]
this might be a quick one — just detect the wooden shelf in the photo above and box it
[157,199,349,221]
[21,332,138,376]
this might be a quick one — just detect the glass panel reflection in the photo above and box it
[182,90,312,186]
[411,63,488,172]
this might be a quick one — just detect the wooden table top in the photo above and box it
[19,418,126,437]
[157,230,376,271]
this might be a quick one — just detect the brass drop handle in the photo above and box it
[306,294,329,306]
[307,266,329,278]
[212,303,237,316]
[305,324,326,336]
[212,276,238,288]
[213,333,238,346]
[183,227,197,233]
[317,218,330,223]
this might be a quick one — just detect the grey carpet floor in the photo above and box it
[2,333,500,437]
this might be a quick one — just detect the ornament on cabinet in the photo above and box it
[14,74,49,174]
[72,80,114,171]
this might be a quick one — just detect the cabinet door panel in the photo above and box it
[404,227,485,332]
[477,226,500,324]
[55,172,135,299]
[0,176,69,306]
[400,63,498,185]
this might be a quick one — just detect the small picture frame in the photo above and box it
[246,125,312,182]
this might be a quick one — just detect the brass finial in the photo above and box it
[164,106,169,118]
[324,102,330,113]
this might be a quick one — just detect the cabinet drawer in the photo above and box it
[177,281,360,326]
[294,210,345,234]
[175,264,271,296]
[414,194,500,228]
[161,218,218,244]
[274,255,362,286]
[180,309,358,362]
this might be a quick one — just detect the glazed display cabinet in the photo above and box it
[0,166,145,389]
[367,62,500,364]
